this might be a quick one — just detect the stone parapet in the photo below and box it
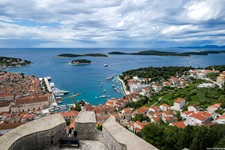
[74,111,97,140]
[0,113,66,150]
[102,116,158,150]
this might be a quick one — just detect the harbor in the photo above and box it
[40,76,74,113]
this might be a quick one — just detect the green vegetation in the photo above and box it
[126,96,149,109]
[42,79,49,93]
[0,56,31,67]
[70,59,92,65]
[73,100,86,111]
[97,124,102,131]
[57,53,81,57]
[57,53,108,58]
[205,65,225,72]
[148,78,225,110]
[120,66,193,82]
[83,53,108,57]
[139,124,225,150]
[133,114,150,122]
[206,73,220,81]
[108,51,126,55]
[108,50,225,57]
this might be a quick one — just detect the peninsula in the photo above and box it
[69,59,92,65]
[0,56,32,68]
[56,53,108,58]
[108,50,225,57]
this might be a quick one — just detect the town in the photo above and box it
[0,66,225,147]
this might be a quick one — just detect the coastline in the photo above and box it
[117,76,130,95]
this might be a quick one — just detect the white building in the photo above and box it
[129,84,149,93]
[151,84,162,92]
[207,103,221,113]
[159,103,170,111]
[186,111,211,126]
[216,114,225,124]
[188,105,200,113]
[171,98,185,111]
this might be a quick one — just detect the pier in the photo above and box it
[44,77,52,92]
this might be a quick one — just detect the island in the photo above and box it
[108,50,225,57]
[69,59,92,65]
[0,56,32,68]
[56,53,108,58]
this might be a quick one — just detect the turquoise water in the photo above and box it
[1,48,225,105]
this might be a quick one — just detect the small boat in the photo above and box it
[47,76,51,81]
[57,100,62,104]
[101,95,107,98]
[103,90,106,92]
[104,64,108,67]
[112,84,115,87]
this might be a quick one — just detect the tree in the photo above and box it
[74,103,81,111]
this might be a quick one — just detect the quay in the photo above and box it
[44,77,52,92]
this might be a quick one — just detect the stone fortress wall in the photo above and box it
[0,113,66,150]
[0,111,158,150]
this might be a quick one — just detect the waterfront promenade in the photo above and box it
[118,77,130,95]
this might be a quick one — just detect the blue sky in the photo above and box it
[0,0,225,48]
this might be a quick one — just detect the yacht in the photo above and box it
[57,100,62,104]
[101,95,107,98]
[104,64,108,67]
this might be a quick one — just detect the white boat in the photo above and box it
[57,100,62,104]
[104,64,108,67]
[47,76,51,81]
[101,95,107,98]
[103,90,106,93]
[112,84,115,87]
[55,96,62,100]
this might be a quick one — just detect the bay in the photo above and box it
[1,48,225,105]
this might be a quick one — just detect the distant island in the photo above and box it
[56,53,108,58]
[69,59,92,65]
[0,56,32,68]
[108,50,225,57]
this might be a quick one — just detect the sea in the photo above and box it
[1,48,225,106]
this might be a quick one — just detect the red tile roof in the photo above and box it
[149,106,159,111]
[16,96,48,105]
[0,122,23,130]
[160,103,169,107]
[137,106,149,114]
[175,98,185,104]
[173,122,186,128]
[123,108,131,114]
[163,110,174,116]
[61,111,79,118]
[190,111,211,121]
[216,114,225,120]
[182,111,194,116]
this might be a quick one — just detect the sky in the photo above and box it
[0,0,225,48]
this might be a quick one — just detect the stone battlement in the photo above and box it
[0,111,158,150]
[0,113,66,150]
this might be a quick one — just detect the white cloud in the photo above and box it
[184,0,225,22]
[0,0,225,47]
